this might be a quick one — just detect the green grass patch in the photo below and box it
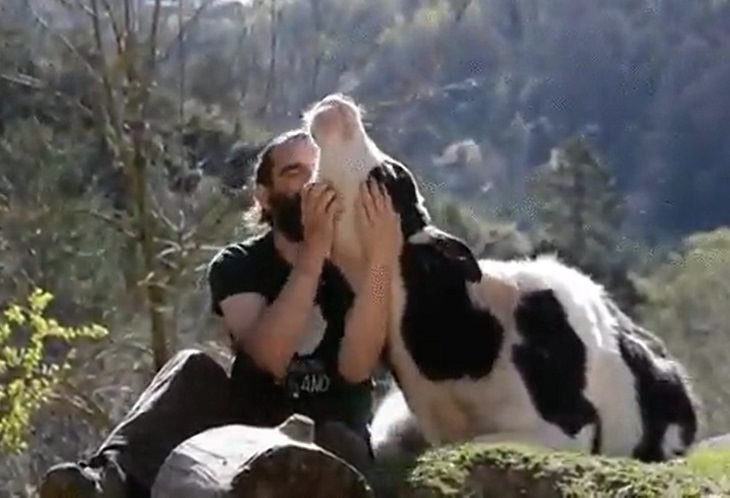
[401,442,730,498]
[683,447,730,486]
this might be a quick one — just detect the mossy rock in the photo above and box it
[385,442,730,498]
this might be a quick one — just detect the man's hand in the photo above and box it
[355,178,403,266]
[299,181,343,268]
[222,182,342,380]
[338,179,402,384]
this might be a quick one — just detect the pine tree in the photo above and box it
[527,135,640,312]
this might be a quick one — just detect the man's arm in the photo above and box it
[337,259,393,383]
[219,182,341,380]
[220,249,324,380]
[338,179,402,384]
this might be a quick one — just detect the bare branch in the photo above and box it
[0,72,96,120]
[157,241,183,258]
[145,0,163,86]
[181,198,238,242]
[100,0,124,54]
[123,0,133,35]
[71,207,137,240]
[0,72,45,90]
[157,0,217,65]
[178,207,187,234]
[259,0,279,116]
[91,332,152,361]
[27,0,100,82]
[453,0,475,24]
[89,0,124,143]
[55,0,95,19]
[35,0,122,149]
[49,378,113,430]
[148,187,181,235]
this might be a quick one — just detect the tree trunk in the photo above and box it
[128,120,169,371]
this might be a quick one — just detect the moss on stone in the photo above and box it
[400,442,730,498]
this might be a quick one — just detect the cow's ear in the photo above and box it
[409,226,482,282]
[367,159,431,239]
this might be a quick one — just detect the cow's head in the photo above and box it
[302,93,372,158]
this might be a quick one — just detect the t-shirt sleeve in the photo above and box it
[207,244,266,316]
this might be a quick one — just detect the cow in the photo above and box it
[301,93,700,463]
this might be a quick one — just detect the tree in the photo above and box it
[526,135,640,312]
[18,0,247,371]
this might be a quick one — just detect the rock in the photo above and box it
[151,414,374,498]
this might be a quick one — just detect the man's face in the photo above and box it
[258,136,319,242]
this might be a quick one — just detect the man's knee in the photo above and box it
[165,349,229,381]
[124,348,231,420]
[150,349,232,407]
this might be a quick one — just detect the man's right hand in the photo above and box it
[299,181,343,267]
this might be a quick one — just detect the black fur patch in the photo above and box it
[512,290,601,447]
[616,327,698,462]
[398,243,504,381]
[367,159,429,239]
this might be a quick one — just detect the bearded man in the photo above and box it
[40,129,402,497]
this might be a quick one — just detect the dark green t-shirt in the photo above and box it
[207,230,373,427]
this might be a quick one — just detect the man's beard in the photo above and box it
[268,191,304,242]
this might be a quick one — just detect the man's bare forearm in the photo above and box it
[243,250,324,379]
[338,261,393,383]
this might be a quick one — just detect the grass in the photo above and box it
[397,443,730,498]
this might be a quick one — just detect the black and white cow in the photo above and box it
[301,93,700,463]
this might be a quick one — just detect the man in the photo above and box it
[40,129,401,497]
[209,128,402,471]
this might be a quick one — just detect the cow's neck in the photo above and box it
[319,142,378,179]
[318,138,382,292]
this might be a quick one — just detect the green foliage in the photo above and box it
[636,228,730,435]
[0,288,108,454]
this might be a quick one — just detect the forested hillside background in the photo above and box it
[1,0,729,495]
